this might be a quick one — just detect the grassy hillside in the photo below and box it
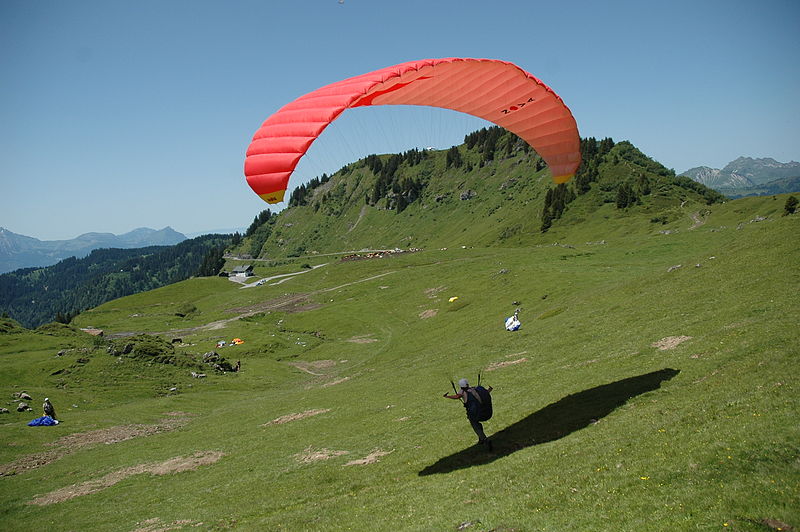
[1,193,797,530]
[230,135,723,260]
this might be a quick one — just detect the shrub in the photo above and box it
[784,195,798,216]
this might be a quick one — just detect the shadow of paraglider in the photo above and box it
[419,368,680,476]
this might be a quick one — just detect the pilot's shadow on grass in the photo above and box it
[419,368,679,476]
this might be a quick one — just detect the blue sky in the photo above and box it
[2,0,798,240]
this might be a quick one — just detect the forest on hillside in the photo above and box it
[0,234,235,329]
[288,128,724,225]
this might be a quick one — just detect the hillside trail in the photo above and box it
[347,205,369,233]
[235,263,328,289]
[107,270,397,338]
[688,211,706,229]
[681,201,707,230]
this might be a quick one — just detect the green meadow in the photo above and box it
[1,196,798,531]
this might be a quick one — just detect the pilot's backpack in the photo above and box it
[464,386,493,422]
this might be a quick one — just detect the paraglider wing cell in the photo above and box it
[244,57,581,203]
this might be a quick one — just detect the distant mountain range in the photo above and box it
[0,227,187,274]
[680,157,800,198]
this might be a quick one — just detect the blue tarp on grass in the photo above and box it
[28,415,59,426]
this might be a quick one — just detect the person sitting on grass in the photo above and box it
[43,397,57,420]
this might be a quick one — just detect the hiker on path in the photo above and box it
[43,397,57,420]
[443,378,493,450]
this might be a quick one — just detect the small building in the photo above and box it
[80,328,104,336]
[231,265,254,278]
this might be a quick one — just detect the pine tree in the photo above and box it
[197,246,225,276]
[552,184,567,218]
[541,188,554,232]
[565,186,576,204]
[446,146,462,168]
[574,172,590,195]
[636,174,651,196]
[540,210,553,232]
[245,209,273,237]
[784,195,798,215]
[616,184,629,209]
[395,195,408,213]
[616,183,637,209]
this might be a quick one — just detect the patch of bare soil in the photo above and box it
[347,335,378,343]
[321,377,350,388]
[225,294,322,315]
[293,446,349,464]
[418,309,438,319]
[0,413,192,477]
[560,358,600,370]
[485,357,528,372]
[344,449,394,466]
[29,450,224,506]
[289,360,337,375]
[263,408,330,426]
[652,336,692,350]
[759,518,794,531]
[133,517,204,532]
[424,286,446,298]
[288,359,357,389]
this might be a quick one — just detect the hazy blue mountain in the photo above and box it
[681,157,800,192]
[717,175,800,199]
[0,226,186,274]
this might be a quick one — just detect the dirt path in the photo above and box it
[688,211,706,230]
[237,263,328,289]
[347,205,369,233]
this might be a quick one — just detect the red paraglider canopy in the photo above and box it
[245,57,580,204]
